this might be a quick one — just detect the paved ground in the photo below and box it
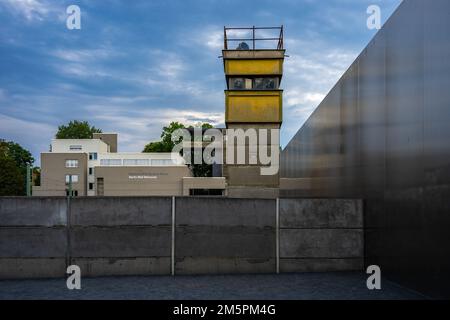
[0,272,426,300]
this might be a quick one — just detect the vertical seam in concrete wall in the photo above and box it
[276,198,280,274]
[65,197,71,271]
[171,196,175,276]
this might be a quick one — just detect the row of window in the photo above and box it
[100,159,174,166]
[229,77,279,90]
[65,153,97,168]
[66,160,78,168]
[67,158,174,167]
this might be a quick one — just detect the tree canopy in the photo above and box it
[143,122,185,153]
[0,139,34,196]
[143,122,214,153]
[56,120,102,139]
[143,122,214,177]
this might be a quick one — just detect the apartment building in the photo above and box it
[33,133,226,197]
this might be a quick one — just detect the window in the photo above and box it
[100,159,122,166]
[89,152,98,160]
[123,159,149,166]
[65,160,79,168]
[89,183,94,190]
[89,167,94,175]
[230,78,252,90]
[254,77,277,90]
[230,78,244,89]
[65,174,79,184]
[69,145,82,151]
[151,159,173,166]
[229,77,279,90]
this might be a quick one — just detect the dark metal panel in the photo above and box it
[423,0,450,186]
[358,32,387,198]
[280,0,450,298]
[384,0,425,190]
[339,62,361,197]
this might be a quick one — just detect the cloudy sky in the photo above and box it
[0,0,401,164]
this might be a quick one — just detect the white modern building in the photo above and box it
[33,133,226,197]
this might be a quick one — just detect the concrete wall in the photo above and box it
[0,197,363,279]
[175,197,276,274]
[69,197,172,277]
[279,199,363,272]
[0,197,68,279]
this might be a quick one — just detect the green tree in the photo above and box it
[0,154,24,196]
[143,122,186,152]
[56,120,102,139]
[0,140,33,196]
[187,122,214,177]
[1,141,34,171]
[143,122,214,177]
[142,141,168,153]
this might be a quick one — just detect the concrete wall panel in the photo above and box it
[0,228,67,258]
[70,226,171,258]
[176,197,275,228]
[176,257,275,275]
[0,258,66,279]
[72,257,170,277]
[280,199,363,228]
[176,226,275,258]
[70,197,171,226]
[175,197,276,274]
[280,229,363,258]
[0,197,67,227]
[280,258,363,273]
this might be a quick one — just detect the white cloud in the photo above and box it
[285,90,325,107]
[49,47,121,79]
[51,48,117,63]
[284,38,357,98]
[0,113,54,164]
[204,30,223,50]
[55,62,111,78]
[281,36,357,143]
[89,105,224,152]
[1,0,60,21]
[145,51,210,98]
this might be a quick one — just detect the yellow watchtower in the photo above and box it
[222,26,285,198]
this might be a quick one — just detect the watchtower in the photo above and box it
[222,26,285,198]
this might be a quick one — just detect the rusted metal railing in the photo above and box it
[223,26,284,50]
